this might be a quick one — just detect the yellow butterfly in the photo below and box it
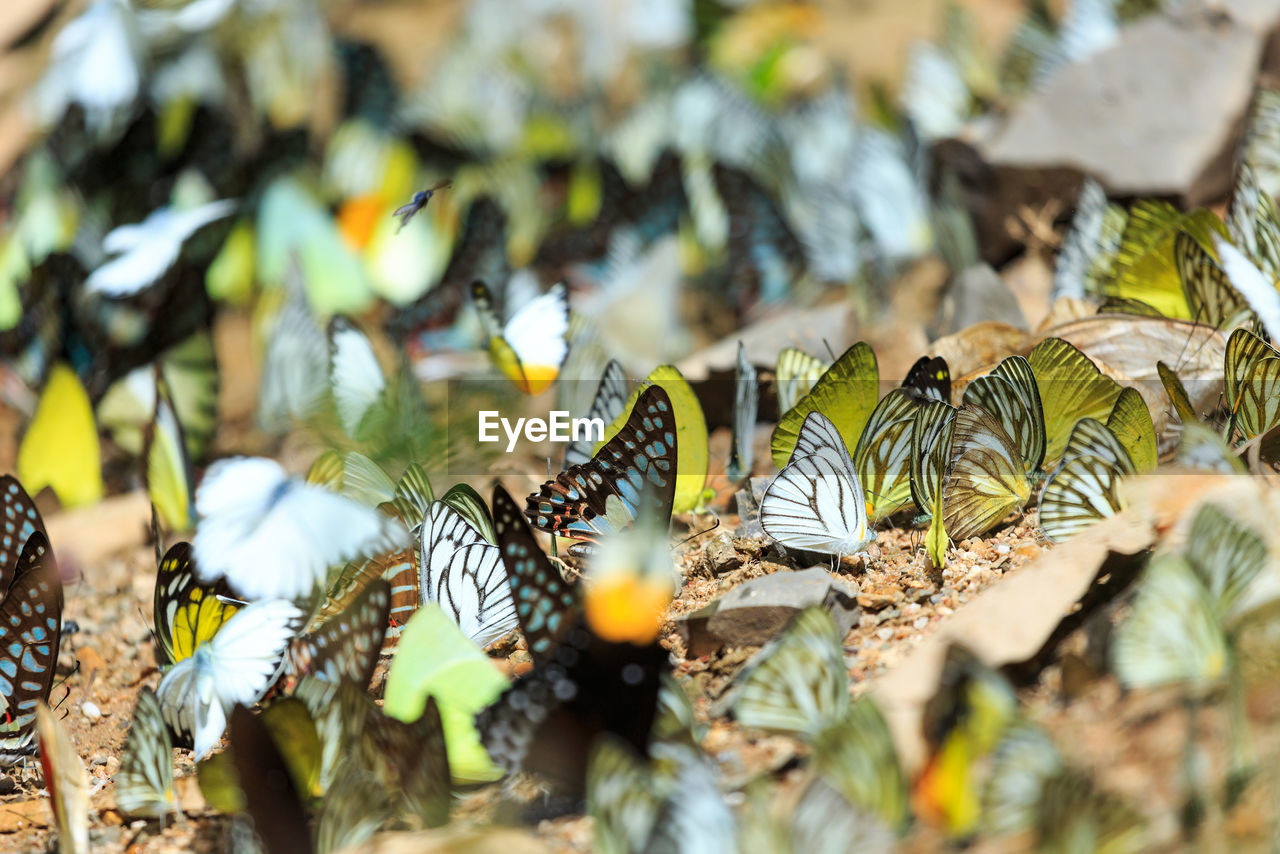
[18,363,103,508]
[472,280,569,395]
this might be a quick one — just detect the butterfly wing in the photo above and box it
[145,372,195,532]
[961,355,1045,477]
[1027,337,1122,466]
[418,502,515,648]
[0,533,62,763]
[852,389,917,521]
[194,457,409,601]
[284,579,389,692]
[761,413,871,557]
[525,385,678,550]
[493,486,579,663]
[0,476,46,597]
[771,342,878,469]
[775,347,829,414]
[439,483,496,543]
[116,687,179,819]
[902,355,951,403]
[17,362,104,508]
[564,359,629,468]
[1038,418,1134,542]
[153,542,238,668]
[328,317,387,439]
[728,341,759,484]
[942,405,1032,541]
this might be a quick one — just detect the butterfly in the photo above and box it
[909,399,957,567]
[774,346,829,414]
[327,317,387,440]
[728,341,759,485]
[382,602,510,784]
[0,475,47,593]
[1037,418,1135,542]
[740,777,895,854]
[157,597,303,758]
[256,260,329,434]
[116,687,181,821]
[224,703,316,854]
[152,541,239,669]
[1212,233,1280,342]
[193,456,410,601]
[941,404,1033,541]
[86,199,236,297]
[1027,337,1124,466]
[472,279,569,395]
[771,342,878,470]
[1051,177,1127,302]
[281,579,390,695]
[594,365,710,514]
[0,531,63,764]
[981,720,1146,851]
[852,389,918,521]
[477,485,668,800]
[1223,328,1280,446]
[392,179,451,233]
[1114,504,1267,694]
[728,606,907,828]
[145,371,195,532]
[1174,231,1250,330]
[960,354,1045,480]
[915,645,1020,837]
[17,361,104,508]
[410,501,515,649]
[564,359,629,468]
[525,384,678,556]
[761,412,873,559]
[902,355,951,403]
[36,702,89,854]
[96,331,219,460]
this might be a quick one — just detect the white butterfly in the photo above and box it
[257,262,328,433]
[156,598,302,759]
[474,277,569,395]
[193,457,409,600]
[418,502,515,648]
[328,318,387,438]
[30,0,143,137]
[1212,234,1280,342]
[760,412,873,558]
[86,199,236,296]
[728,341,758,484]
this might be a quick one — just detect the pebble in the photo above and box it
[996,543,1010,555]
[0,776,14,795]
[90,754,107,767]
[81,701,102,723]
[913,617,929,630]
[876,628,893,641]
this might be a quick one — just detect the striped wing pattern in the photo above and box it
[909,400,957,516]
[730,606,849,739]
[852,389,917,521]
[0,532,62,764]
[153,542,238,668]
[1175,231,1248,329]
[961,355,1045,477]
[564,359,629,468]
[942,405,1032,541]
[525,386,678,550]
[116,687,179,819]
[418,502,515,648]
[775,347,829,414]
[761,413,872,557]
[1038,418,1135,542]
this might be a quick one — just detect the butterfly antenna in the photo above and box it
[136,605,163,654]
[50,667,77,710]
[821,338,838,362]
[674,513,720,550]
[149,504,163,567]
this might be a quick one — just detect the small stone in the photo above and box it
[996,543,1011,555]
[90,754,108,767]
[0,776,15,795]
[857,589,903,611]
[913,617,929,630]
[81,701,102,723]
[706,533,743,575]
[876,628,893,641]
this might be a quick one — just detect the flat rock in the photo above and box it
[675,567,861,656]
[980,14,1270,203]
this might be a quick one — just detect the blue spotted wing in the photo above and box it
[0,476,46,597]
[0,532,63,763]
[492,485,579,665]
[523,385,677,552]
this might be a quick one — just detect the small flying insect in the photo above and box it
[392,180,452,233]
